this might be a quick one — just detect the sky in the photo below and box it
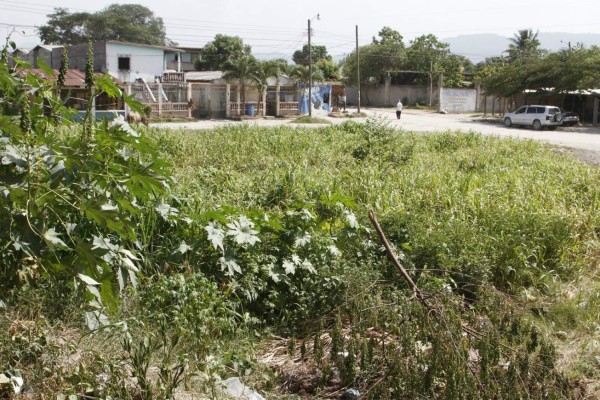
[1,0,599,61]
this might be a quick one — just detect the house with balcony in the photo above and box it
[166,47,202,72]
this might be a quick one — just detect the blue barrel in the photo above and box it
[246,104,255,116]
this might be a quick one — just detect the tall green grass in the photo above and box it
[147,121,600,293]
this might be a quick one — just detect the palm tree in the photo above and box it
[507,29,541,61]
[222,55,259,115]
[253,61,279,116]
[289,65,324,85]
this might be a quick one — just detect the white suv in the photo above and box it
[503,105,561,130]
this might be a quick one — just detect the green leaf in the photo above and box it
[44,228,69,250]
[174,241,192,255]
[85,311,109,330]
[78,273,100,286]
[95,73,123,98]
[36,58,55,79]
[99,276,118,312]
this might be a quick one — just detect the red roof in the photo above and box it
[25,68,123,88]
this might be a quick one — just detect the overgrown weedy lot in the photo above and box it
[2,61,600,398]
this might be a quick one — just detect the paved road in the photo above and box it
[152,107,600,152]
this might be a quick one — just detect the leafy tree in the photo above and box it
[38,8,91,45]
[483,45,600,99]
[196,34,251,71]
[506,29,541,61]
[292,44,331,66]
[482,60,535,98]
[341,28,405,86]
[372,26,403,45]
[314,58,341,81]
[405,34,449,76]
[474,56,506,84]
[38,4,170,46]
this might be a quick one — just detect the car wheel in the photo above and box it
[532,120,542,130]
[504,117,512,127]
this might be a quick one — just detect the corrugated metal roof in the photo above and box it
[33,44,63,51]
[185,71,224,81]
[27,68,123,87]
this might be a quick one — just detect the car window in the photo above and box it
[548,107,560,115]
[515,107,527,114]
[526,107,537,114]
[537,107,546,113]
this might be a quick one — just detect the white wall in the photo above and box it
[106,43,164,83]
[440,88,477,113]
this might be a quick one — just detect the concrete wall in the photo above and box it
[440,88,477,113]
[56,42,165,83]
[106,43,164,83]
[346,84,436,107]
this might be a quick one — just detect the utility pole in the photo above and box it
[308,18,312,117]
[356,25,361,113]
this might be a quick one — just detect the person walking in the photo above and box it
[340,91,347,111]
[396,99,403,119]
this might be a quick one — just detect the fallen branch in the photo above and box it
[368,210,425,303]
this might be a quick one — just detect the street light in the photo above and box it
[308,13,320,117]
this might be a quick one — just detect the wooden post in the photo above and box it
[594,97,599,126]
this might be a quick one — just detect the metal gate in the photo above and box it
[190,83,226,119]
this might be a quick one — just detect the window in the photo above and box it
[516,107,527,114]
[118,56,130,71]
[526,107,537,114]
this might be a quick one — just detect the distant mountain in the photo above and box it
[443,32,600,63]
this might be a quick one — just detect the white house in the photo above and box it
[52,41,185,83]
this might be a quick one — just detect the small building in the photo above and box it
[28,68,125,120]
[184,71,299,119]
[8,48,32,68]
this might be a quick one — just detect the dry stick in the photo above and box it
[369,209,485,391]
[368,209,517,355]
[368,210,425,303]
